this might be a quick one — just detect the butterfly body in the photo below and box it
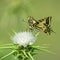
[28,16,53,35]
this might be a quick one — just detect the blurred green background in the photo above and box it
[0,0,60,60]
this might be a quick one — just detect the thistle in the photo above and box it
[0,31,54,60]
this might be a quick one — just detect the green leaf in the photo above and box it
[39,48,55,54]
[0,50,16,60]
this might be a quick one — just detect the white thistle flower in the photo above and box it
[12,32,35,47]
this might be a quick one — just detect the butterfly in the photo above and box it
[28,16,54,35]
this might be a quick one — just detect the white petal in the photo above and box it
[11,32,35,47]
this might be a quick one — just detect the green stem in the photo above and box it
[0,50,16,60]
[31,46,43,49]
[22,50,28,58]
[0,44,14,46]
[28,52,34,60]
[0,46,14,49]
[32,46,47,49]
[39,48,55,54]
[22,54,25,60]
[0,44,18,49]
[16,54,21,58]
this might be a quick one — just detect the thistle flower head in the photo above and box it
[12,31,35,47]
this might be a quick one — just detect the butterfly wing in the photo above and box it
[46,16,52,26]
[28,16,37,30]
[45,16,52,34]
[37,16,52,34]
[28,16,53,35]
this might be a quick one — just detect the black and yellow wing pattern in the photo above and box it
[28,16,53,35]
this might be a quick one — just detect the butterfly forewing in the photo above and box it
[28,16,37,30]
